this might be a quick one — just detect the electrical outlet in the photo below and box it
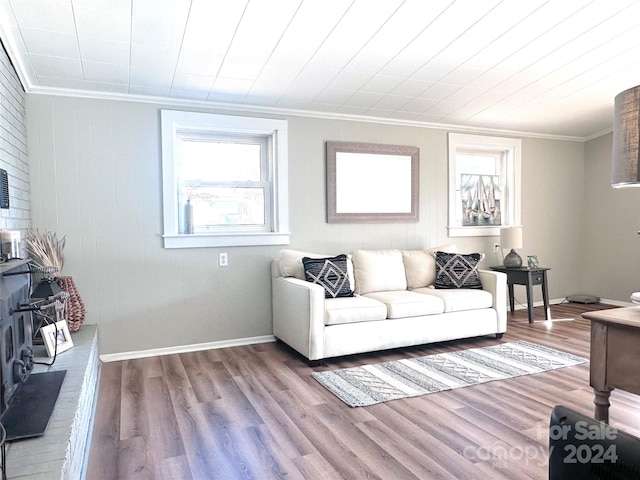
[493,243,500,253]
[219,252,228,267]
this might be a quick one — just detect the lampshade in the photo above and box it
[500,226,523,268]
[612,85,640,188]
[500,226,523,249]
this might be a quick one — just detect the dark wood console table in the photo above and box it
[582,307,640,423]
[490,266,550,323]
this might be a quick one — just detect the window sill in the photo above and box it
[162,232,291,248]
[447,225,501,237]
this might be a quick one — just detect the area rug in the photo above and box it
[312,341,586,407]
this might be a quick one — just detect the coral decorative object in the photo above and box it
[56,276,86,333]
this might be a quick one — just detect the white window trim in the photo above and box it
[161,110,290,248]
[447,133,521,237]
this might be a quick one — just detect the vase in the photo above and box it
[56,276,86,333]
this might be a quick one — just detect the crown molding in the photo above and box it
[0,24,31,94]
[27,85,588,142]
[584,127,613,142]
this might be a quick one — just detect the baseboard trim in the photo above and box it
[512,297,624,310]
[99,335,277,363]
[99,298,627,363]
[511,298,564,310]
[597,298,634,307]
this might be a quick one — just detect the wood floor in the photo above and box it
[86,302,640,480]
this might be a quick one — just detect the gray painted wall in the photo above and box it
[583,133,640,302]
[520,138,586,305]
[26,94,594,355]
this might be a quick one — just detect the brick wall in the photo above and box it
[0,42,29,231]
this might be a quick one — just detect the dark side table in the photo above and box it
[490,266,550,323]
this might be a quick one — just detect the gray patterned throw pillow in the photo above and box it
[302,254,354,298]
[434,251,483,289]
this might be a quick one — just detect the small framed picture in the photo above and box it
[527,255,539,269]
[41,321,74,357]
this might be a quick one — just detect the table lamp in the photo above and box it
[500,226,523,268]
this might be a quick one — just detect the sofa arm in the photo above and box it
[479,269,507,333]
[272,276,326,361]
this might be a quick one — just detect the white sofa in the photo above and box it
[272,247,508,364]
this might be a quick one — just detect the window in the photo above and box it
[161,110,289,248]
[447,133,521,237]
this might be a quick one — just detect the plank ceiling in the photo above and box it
[1,0,640,139]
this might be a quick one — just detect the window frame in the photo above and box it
[176,132,272,234]
[447,133,521,237]
[161,110,289,248]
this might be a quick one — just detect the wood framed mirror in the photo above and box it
[326,141,419,223]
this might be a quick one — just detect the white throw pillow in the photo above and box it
[279,249,328,279]
[402,244,458,290]
[278,249,354,286]
[352,249,406,294]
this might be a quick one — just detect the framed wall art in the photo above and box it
[326,141,419,223]
[41,320,74,357]
[460,174,501,226]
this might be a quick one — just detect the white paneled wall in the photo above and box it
[27,97,285,355]
[26,96,459,356]
[27,94,588,356]
[0,45,29,231]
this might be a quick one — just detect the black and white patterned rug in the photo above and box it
[312,341,586,407]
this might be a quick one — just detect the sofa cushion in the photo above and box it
[352,249,407,294]
[403,244,458,289]
[302,254,354,298]
[364,290,445,318]
[413,287,493,313]
[434,251,483,289]
[325,296,388,326]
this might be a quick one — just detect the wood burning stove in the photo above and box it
[0,261,34,415]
